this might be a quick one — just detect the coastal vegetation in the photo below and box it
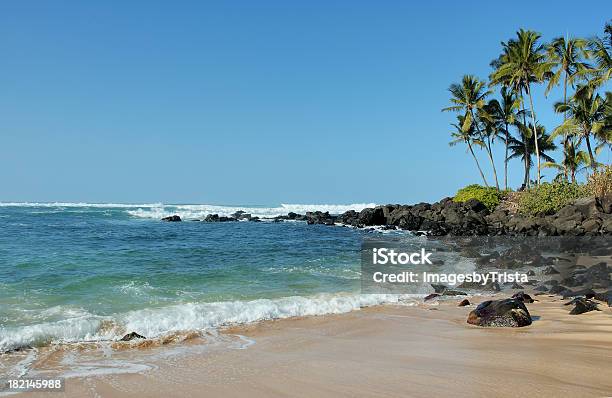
[517,181,587,216]
[444,22,612,208]
[453,184,503,211]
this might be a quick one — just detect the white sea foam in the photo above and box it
[125,203,377,220]
[0,202,377,219]
[0,293,417,353]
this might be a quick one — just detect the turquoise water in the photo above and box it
[0,203,395,352]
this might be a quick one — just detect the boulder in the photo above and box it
[458,298,470,307]
[337,210,360,226]
[287,211,301,219]
[597,194,612,214]
[441,207,464,225]
[549,285,571,295]
[204,214,220,222]
[305,211,336,225]
[358,207,386,226]
[511,292,535,303]
[573,197,601,219]
[582,218,601,234]
[120,332,146,341]
[593,290,612,306]
[467,299,532,327]
[542,266,560,275]
[462,198,489,214]
[161,215,181,222]
[424,293,440,301]
[568,298,600,315]
[553,216,581,235]
[203,214,236,222]
[390,209,422,230]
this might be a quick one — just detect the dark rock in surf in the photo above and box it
[305,211,336,225]
[358,207,386,226]
[161,215,181,222]
[120,332,146,341]
[542,266,560,275]
[568,298,600,315]
[458,298,470,307]
[467,299,532,327]
[424,293,440,301]
[511,292,535,303]
[593,290,612,306]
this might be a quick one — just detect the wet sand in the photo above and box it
[15,295,612,398]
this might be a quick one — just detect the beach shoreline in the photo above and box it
[12,293,612,398]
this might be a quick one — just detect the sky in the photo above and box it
[0,1,610,205]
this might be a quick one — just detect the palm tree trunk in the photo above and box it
[486,134,500,190]
[585,134,597,172]
[526,84,541,185]
[520,94,530,188]
[523,153,531,189]
[467,140,489,187]
[469,109,497,189]
[562,71,569,180]
[504,122,509,191]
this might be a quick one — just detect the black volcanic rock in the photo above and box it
[568,298,600,315]
[161,215,181,222]
[305,211,336,225]
[358,207,386,226]
[511,292,535,303]
[203,214,236,222]
[337,210,360,226]
[467,299,532,327]
[458,298,470,307]
[120,332,146,341]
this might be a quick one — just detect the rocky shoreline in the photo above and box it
[163,195,612,236]
[159,197,612,317]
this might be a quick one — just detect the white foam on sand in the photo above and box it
[0,293,418,354]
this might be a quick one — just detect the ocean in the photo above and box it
[2,202,432,355]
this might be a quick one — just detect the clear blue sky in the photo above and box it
[1,1,609,204]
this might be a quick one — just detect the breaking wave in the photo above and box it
[125,203,376,220]
[0,202,376,220]
[0,293,418,353]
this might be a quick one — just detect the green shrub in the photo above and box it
[453,184,502,210]
[587,165,612,198]
[518,182,588,216]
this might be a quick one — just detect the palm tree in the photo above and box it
[449,115,489,187]
[508,123,557,187]
[442,75,493,187]
[490,29,554,185]
[546,36,591,179]
[543,138,590,182]
[478,107,501,191]
[553,85,610,172]
[482,88,520,190]
[546,37,590,98]
[586,21,612,89]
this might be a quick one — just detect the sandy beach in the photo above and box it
[13,294,612,398]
